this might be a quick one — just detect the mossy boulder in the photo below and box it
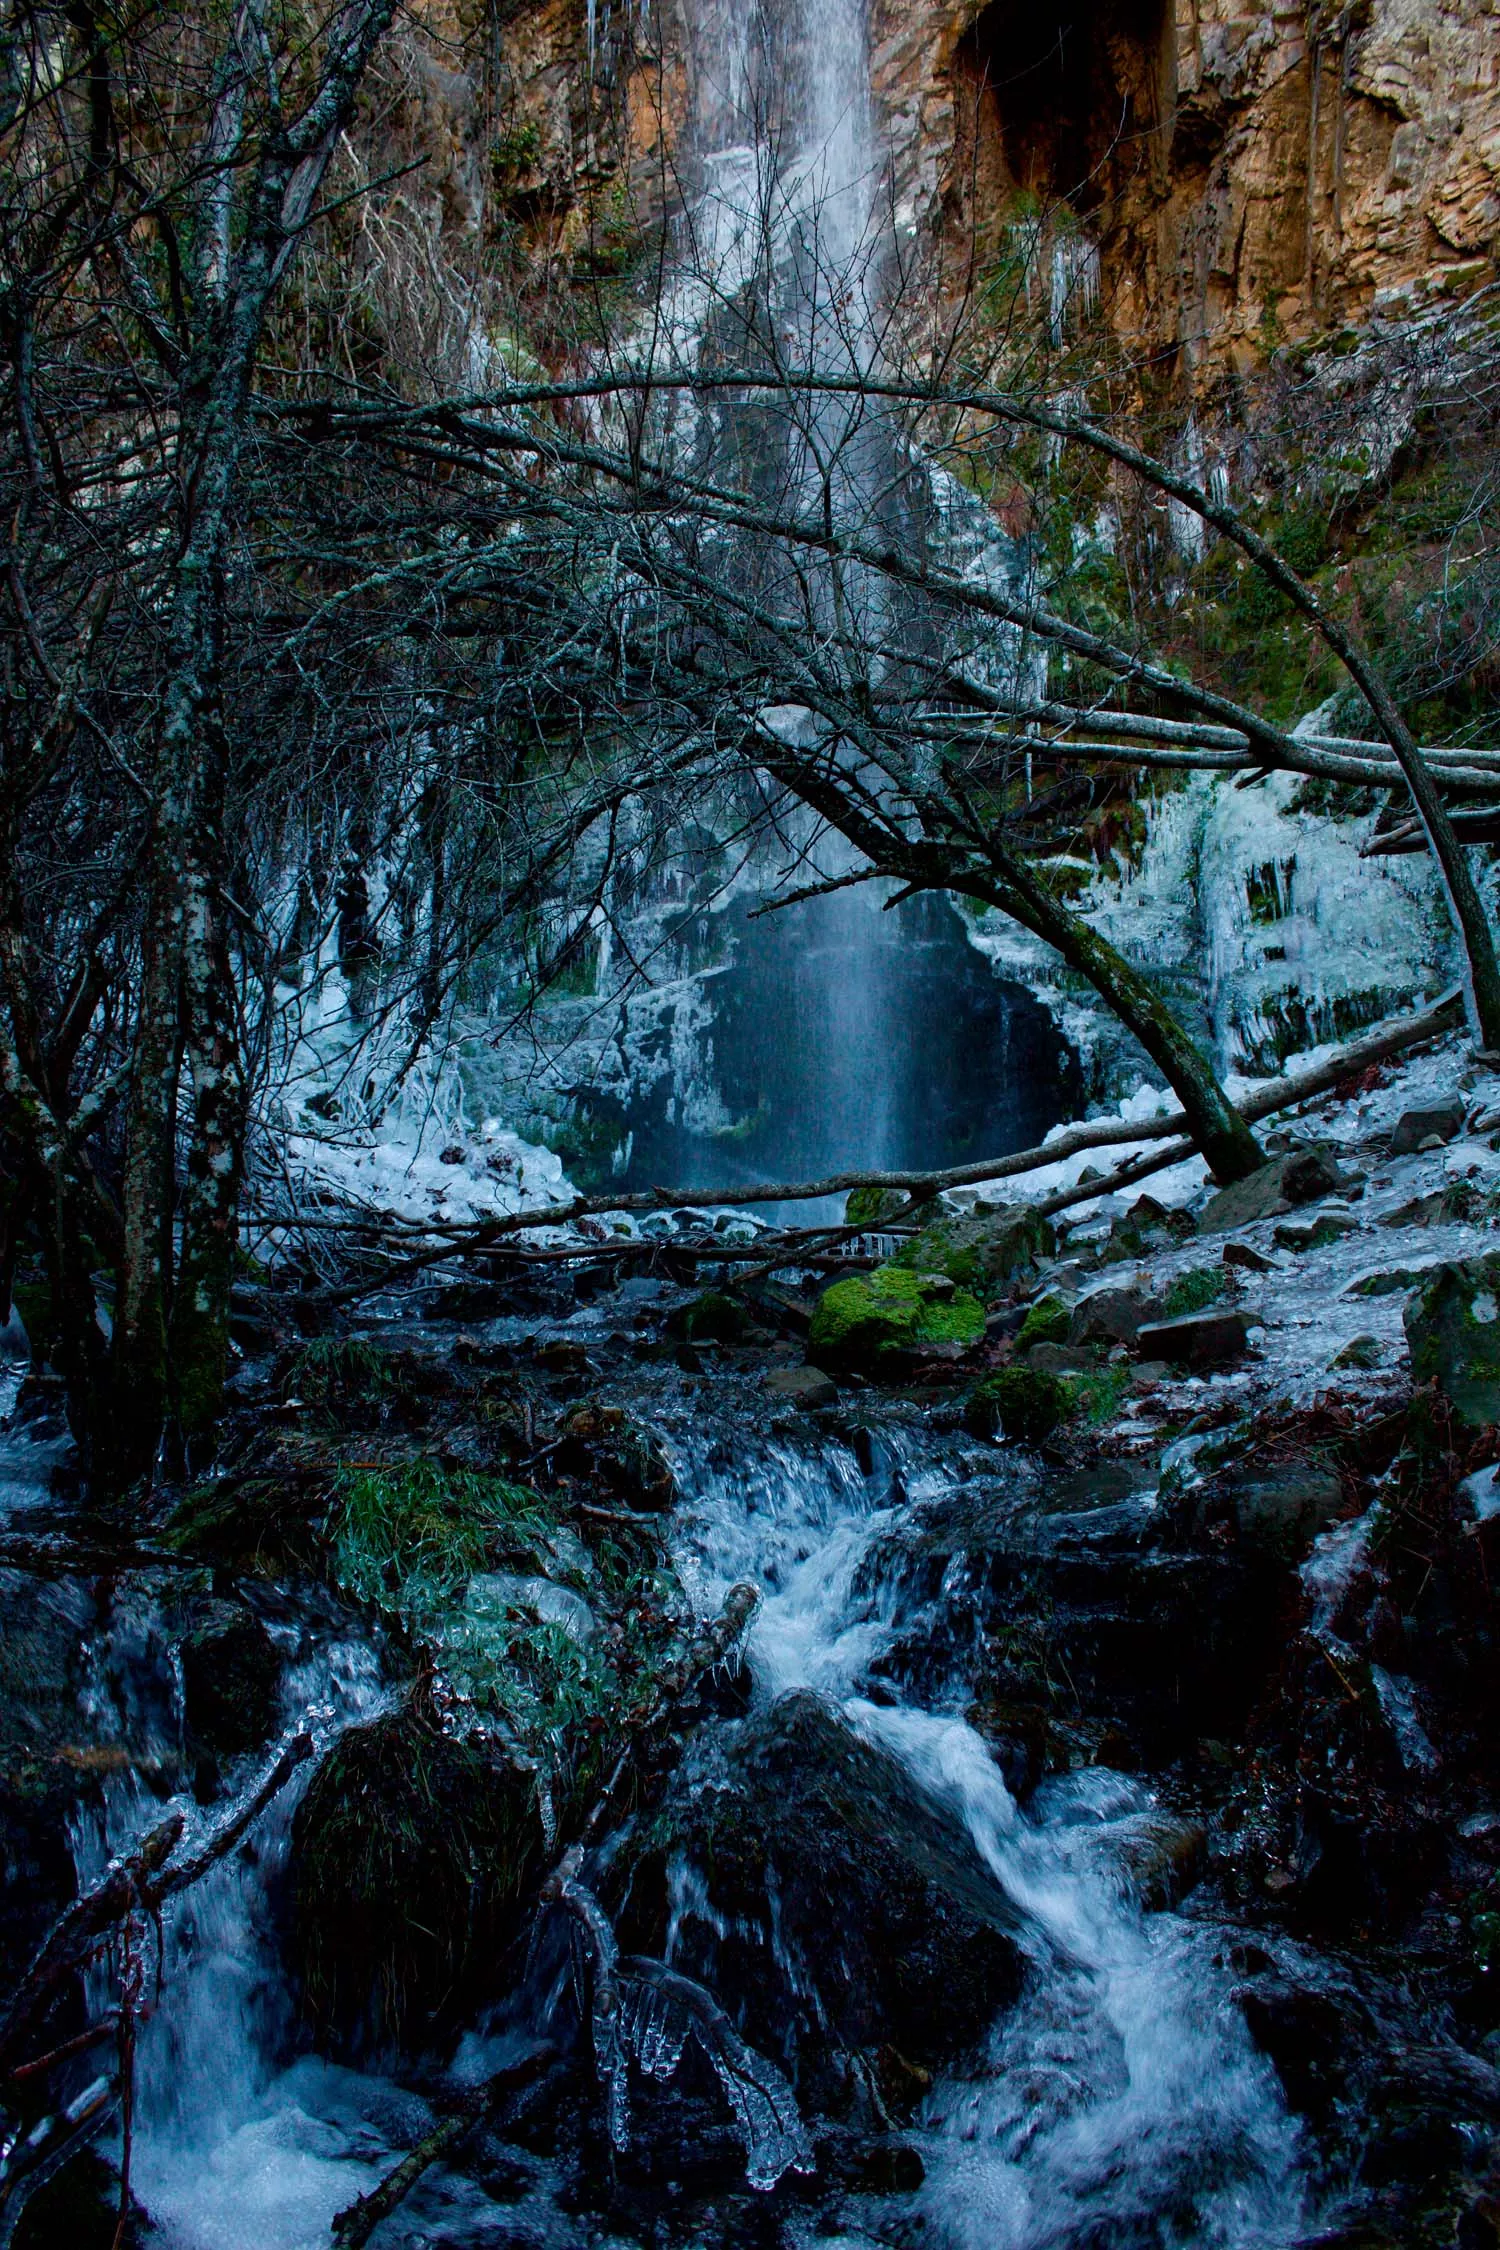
[808,1266,984,1370]
[844,1184,911,1227]
[289,1708,542,2045]
[666,1290,751,1344]
[1404,1253,1500,1428]
[180,1602,281,1756]
[1016,1293,1070,1351]
[897,1205,1055,1296]
[964,1366,1067,1444]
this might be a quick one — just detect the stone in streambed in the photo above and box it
[808,1265,984,1370]
[1197,1145,1352,1234]
[1404,1251,1500,1428]
[613,1692,1024,2106]
[899,1205,1055,1294]
[180,1602,281,1756]
[1110,1812,1207,1909]
[1134,1309,1250,1369]
[965,1366,1068,1444]
[765,1365,838,1408]
[1070,1285,1155,1348]
[1388,1097,1465,1155]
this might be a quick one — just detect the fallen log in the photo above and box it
[258,984,1464,1306]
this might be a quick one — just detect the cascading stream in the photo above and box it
[662,1414,1311,2248]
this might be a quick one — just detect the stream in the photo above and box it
[0,1328,1321,2250]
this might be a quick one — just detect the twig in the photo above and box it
[0,1734,313,2076]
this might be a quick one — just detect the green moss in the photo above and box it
[965,1366,1067,1445]
[331,1462,549,1616]
[285,1335,397,1408]
[897,1206,1054,1297]
[290,1709,541,2044]
[1059,1363,1132,1428]
[1161,1267,1226,1319]
[809,1265,985,1366]
[1017,1294,1071,1351]
[845,1183,911,1227]
[667,1290,750,1343]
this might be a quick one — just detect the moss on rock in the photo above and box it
[289,1708,541,2045]
[1404,1253,1500,1428]
[897,1205,1055,1297]
[808,1266,984,1369]
[965,1366,1068,1444]
[1017,1294,1071,1351]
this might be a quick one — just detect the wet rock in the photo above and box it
[1389,1097,1466,1156]
[1023,1342,1101,1375]
[1347,1263,1437,1298]
[1198,1145,1352,1234]
[765,1366,837,1408]
[553,1401,677,1510]
[901,1205,1055,1294]
[1236,1974,1363,2122]
[180,1601,281,1756]
[1404,1252,1500,1428]
[1274,1212,1360,1252]
[808,1266,984,1370]
[965,1366,1067,1444]
[1226,1462,1345,1561]
[290,1708,542,2045]
[1070,1285,1154,1348]
[1110,1811,1206,1909]
[668,1291,752,1345]
[1223,1240,1277,1274]
[1331,1335,1382,1372]
[1134,1309,1250,1369]
[1016,1293,1070,1350]
[1104,1194,1195,1261]
[615,1692,1025,2103]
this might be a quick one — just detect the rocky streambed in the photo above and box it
[2,1038,1500,2249]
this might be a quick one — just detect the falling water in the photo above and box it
[661,1412,1311,2250]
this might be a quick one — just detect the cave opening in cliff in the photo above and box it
[953,0,1169,226]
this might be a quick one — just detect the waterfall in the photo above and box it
[660,1412,1311,2249]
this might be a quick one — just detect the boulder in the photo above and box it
[765,1365,837,1408]
[1134,1309,1250,1369]
[667,1290,752,1344]
[1226,1463,1345,1560]
[1329,1334,1381,1372]
[900,1205,1055,1294]
[965,1366,1068,1444]
[1404,1252,1500,1428]
[1015,1293,1070,1350]
[1222,1240,1276,1274]
[180,1603,281,1757]
[1070,1285,1154,1348]
[1197,1145,1351,1235]
[1388,1097,1465,1156]
[1110,1812,1207,1909]
[614,1693,1025,2102]
[808,1266,984,1370]
[289,1709,542,2045]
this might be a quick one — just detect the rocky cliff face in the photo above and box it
[904,0,1500,374]
[415,0,1497,380]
